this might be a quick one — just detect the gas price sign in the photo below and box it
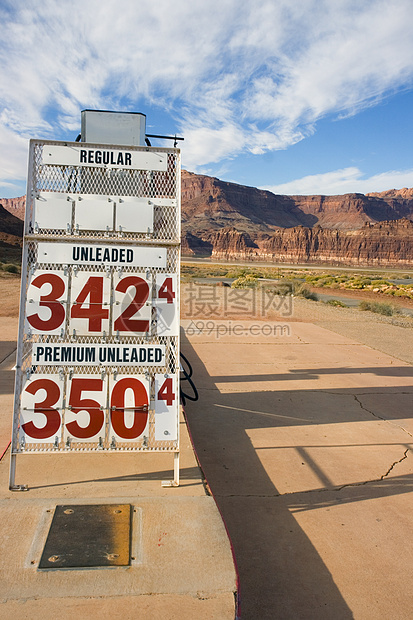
[10,139,181,489]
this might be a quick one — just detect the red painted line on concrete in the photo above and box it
[182,405,242,620]
[0,440,11,462]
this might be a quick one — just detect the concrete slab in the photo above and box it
[182,320,413,394]
[181,318,413,619]
[1,593,236,620]
[0,318,237,619]
[0,496,235,601]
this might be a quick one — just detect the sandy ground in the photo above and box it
[180,282,413,365]
[0,275,20,317]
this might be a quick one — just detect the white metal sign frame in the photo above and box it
[9,139,181,490]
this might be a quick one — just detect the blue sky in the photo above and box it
[1,0,413,198]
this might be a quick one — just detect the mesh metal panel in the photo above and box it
[12,140,180,456]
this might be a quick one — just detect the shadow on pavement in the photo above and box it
[180,331,412,620]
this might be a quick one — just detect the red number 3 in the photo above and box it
[27,273,66,332]
[22,378,61,440]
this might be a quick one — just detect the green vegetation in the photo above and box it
[231,274,259,288]
[358,300,398,316]
[325,299,348,308]
[305,272,413,300]
[0,262,20,275]
[180,262,413,301]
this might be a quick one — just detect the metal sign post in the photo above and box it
[9,137,181,490]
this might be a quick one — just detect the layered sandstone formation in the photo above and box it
[181,170,413,232]
[209,219,413,267]
[2,174,413,266]
[0,196,26,220]
[0,203,24,262]
[181,171,413,266]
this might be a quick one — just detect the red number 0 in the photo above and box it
[114,276,150,333]
[22,378,61,439]
[27,273,66,331]
[110,377,149,439]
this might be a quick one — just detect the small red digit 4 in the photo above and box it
[158,277,175,303]
[70,276,109,332]
[157,377,175,406]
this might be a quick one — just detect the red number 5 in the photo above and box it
[66,378,104,439]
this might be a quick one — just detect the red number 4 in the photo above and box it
[158,277,175,303]
[70,276,109,332]
[157,377,175,406]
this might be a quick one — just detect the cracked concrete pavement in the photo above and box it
[180,296,413,620]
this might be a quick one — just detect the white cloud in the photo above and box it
[1,0,413,190]
[263,167,413,196]
[0,124,29,183]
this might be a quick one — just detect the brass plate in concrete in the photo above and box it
[38,504,131,569]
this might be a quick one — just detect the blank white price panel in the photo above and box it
[74,195,114,231]
[113,272,151,334]
[34,192,73,231]
[154,374,178,441]
[116,197,153,233]
[109,374,149,442]
[26,270,69,335]
[156,274,179,336]
[70,271,111,335]
[20,374,65,444]
[63,375,108,443]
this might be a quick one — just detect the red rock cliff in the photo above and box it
[210,219,413,267]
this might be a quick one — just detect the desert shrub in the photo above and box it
[294,284,318,300]
[231,274,258,289]
[325,299,348,307]
[350,278,366,289]
[3,263,19,274]
[358,300,396,316]
[394,288,413,298]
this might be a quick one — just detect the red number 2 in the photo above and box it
[114,276,150,333]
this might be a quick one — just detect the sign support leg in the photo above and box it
[161,451,180,487]
[174,451,180,486]
[9,453,28,492]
